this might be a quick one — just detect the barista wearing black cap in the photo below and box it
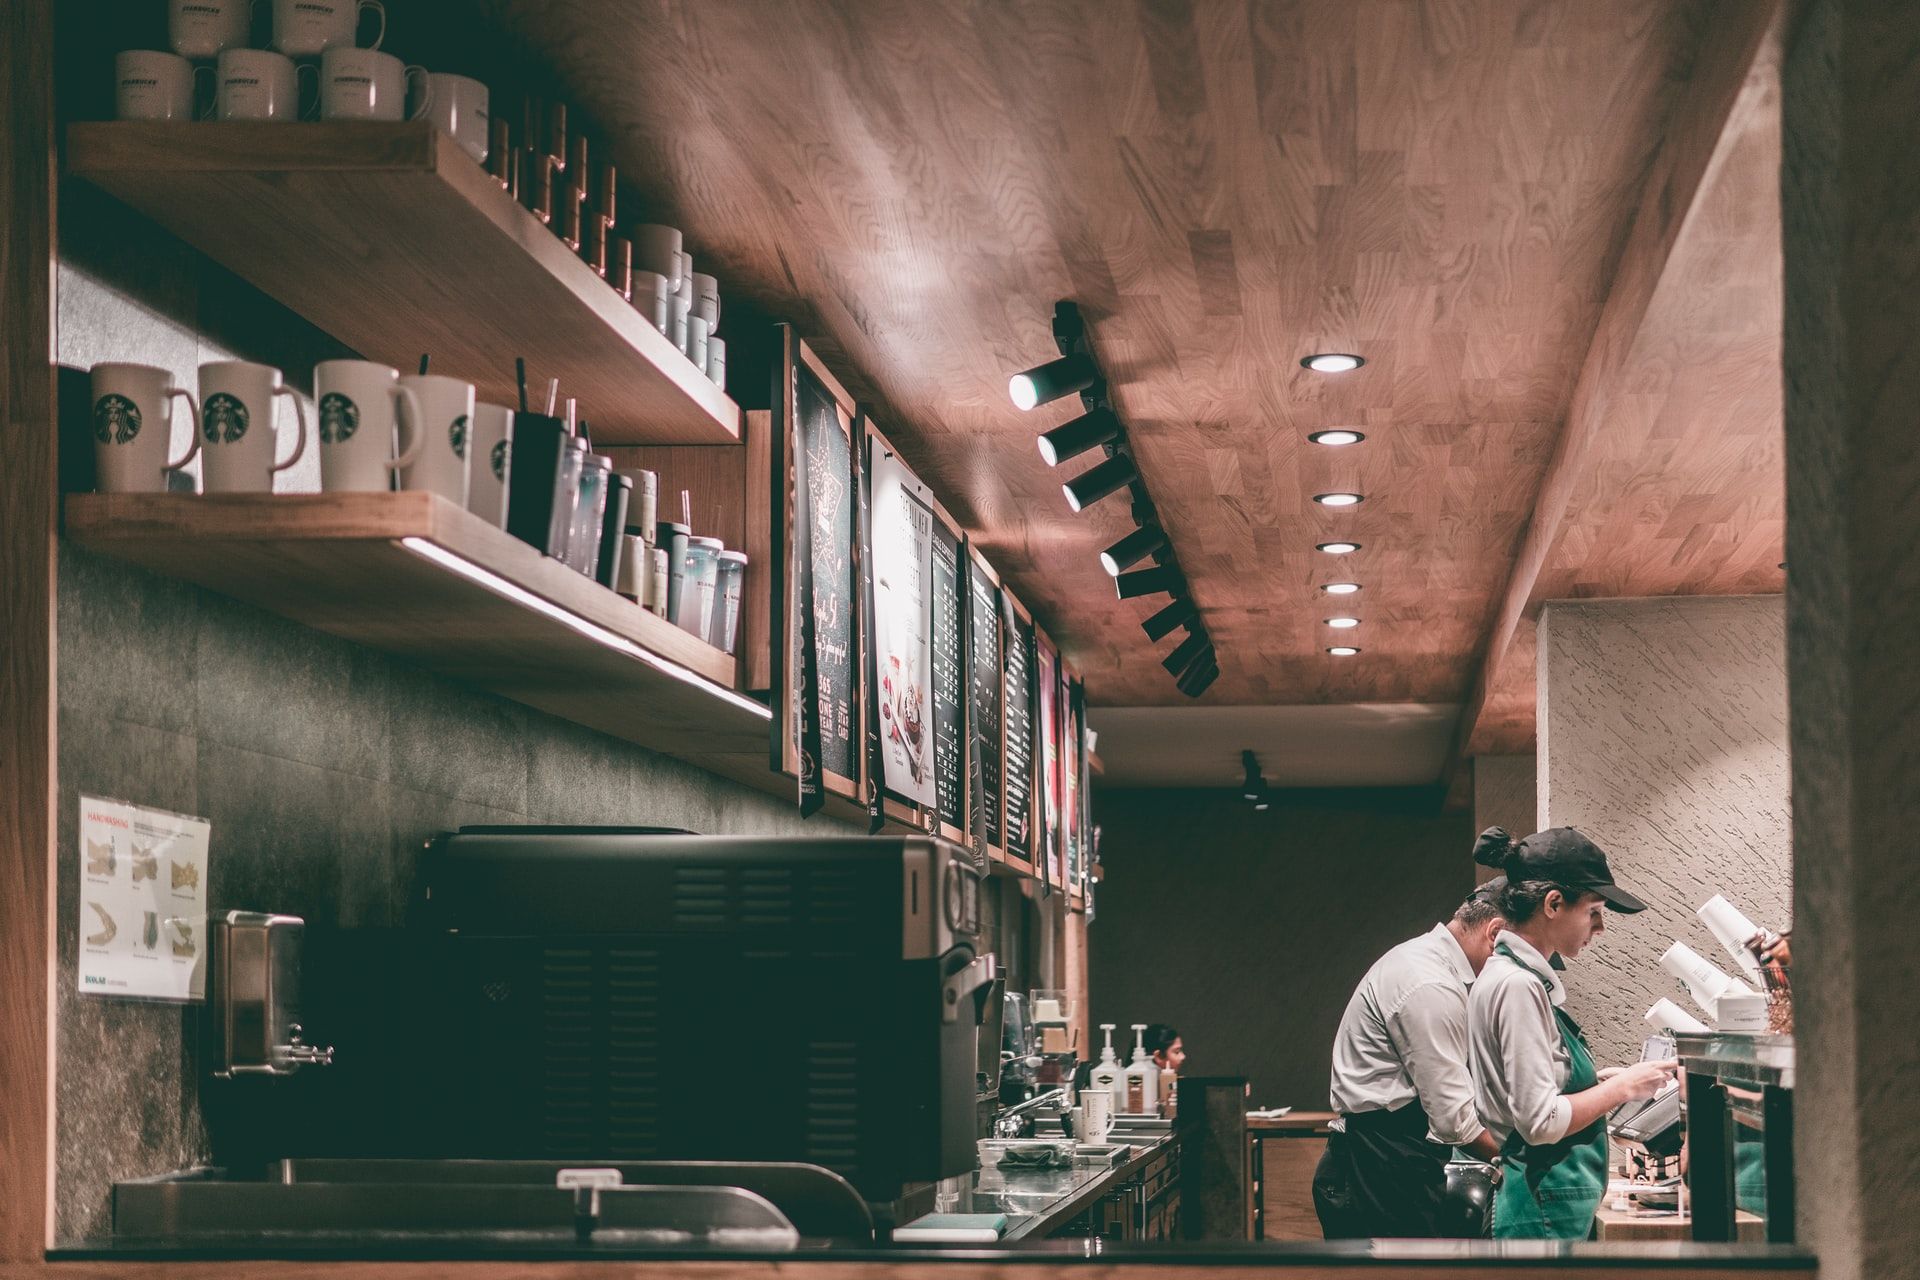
[1468,827,1678,1240]
[1311,880,1509,1239]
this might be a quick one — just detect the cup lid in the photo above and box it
[718,550,748,564]
[688,536,724,550]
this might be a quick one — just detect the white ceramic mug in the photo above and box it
[313,359,422,492]
[216,48,308,122]
[169,0,252,59]
[466,403,513,527]
[272,0,384,56]
[706,336,726,390]
[395,373,474,507]
[668,289,690,353]
[90,363,201,493]
[116,51,207,122]
[685,314,710,372]
[632,270,670,334]
[319,47,428,122]
[423,73,489,164]
[689,271,719,329]
[1081,1087,1112,1144]
[631,225,683,292]
[198,360,308,493]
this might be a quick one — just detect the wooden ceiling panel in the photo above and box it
[487,0,1715,707]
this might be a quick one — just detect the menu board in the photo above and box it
[1037,638,1061,883]
[1002,602,1035,861]
[1064,677,1083,892]
[868,442,937,809]
[930,520,967,837]
[794,360,860,792]
[967,553,1003,852]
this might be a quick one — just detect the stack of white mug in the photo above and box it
[89,358,514,530]
[628,224,727,392]
[116,0,489,165]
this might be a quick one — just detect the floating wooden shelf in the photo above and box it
[66,122,740,446]
[63,492,784,784]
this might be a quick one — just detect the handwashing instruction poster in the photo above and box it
[77,795,210,1001]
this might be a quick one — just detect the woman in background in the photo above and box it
[1468,827,1677,1239]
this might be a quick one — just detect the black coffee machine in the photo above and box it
[234,829,993,1206]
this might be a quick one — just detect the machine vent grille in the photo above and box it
[804,1040,861,1173]
[536,945,662,1156]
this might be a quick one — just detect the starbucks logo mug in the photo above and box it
[115,50,209,122]
[395,373,474,508]
[169,0,253,60]
[197,360,308,493]
[272,0,384,57]
[313,359,423,492]
[467,403,514,528]
[89,362,202,493]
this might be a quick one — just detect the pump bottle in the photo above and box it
[1089,1023,1124,1107]
[1122,1023,1159,1114]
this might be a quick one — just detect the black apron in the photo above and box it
[1311,1100,1455,1239]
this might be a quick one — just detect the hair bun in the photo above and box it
[1472,826,1514,869]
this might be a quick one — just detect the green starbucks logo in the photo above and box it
[490,438,508,481]
[202,393,249,443]
[318,392,359,444]
[449,414,468,459]
[93,394,141,444]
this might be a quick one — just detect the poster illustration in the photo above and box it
[77,795,211,1002]
[870,446,937,808]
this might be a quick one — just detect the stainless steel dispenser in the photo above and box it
[209,911,333,1078]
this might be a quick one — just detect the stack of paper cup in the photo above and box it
[1646,996,1710,1035]
[1697,893,1768,987]
[1660,941,1755,1022]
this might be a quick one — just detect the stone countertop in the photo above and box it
[955,1134,1175,1242]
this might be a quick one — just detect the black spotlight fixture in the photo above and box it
[1036,409,1119,467]
[1162,630,1209,676]
[1241,750,1265,800]
[1177,658,1219,697]
[1116,564,1181,600]
[1142,596,1197,641]
[1063,453,1138,512]
[1009,352,1097,411]
[1100,523,1168,576]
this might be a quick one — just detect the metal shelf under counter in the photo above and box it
[1676,1033,1795,1246]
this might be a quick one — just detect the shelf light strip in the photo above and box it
[400,537,773,720]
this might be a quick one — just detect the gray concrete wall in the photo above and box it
[1472,754,1536,883]
[1088,787,1473,1108]
[1537,596,1789,1066]
[51,185,855,1242]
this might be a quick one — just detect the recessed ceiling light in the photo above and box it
[1313,492,1364,507]
[1308,429,1365,446]
[1325,617,1360,629]
[1321,582,1360,595]
[1317,541,1361,555]
[1302,353,1364,373]
[1327,646,1361,657]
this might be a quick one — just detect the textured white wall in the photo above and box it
[1539,597,1790,1065]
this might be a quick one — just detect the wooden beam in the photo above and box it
[1441,0,1784,792]
[0,0,55,1262]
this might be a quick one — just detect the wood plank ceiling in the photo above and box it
[484,0,1777,733]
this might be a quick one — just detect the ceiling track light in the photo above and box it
[1142,596,1198,641]
[1178,660,1219,698]
[1063,452,1138,512]
[1037,408,1120,467]
[1100,523,1168,575]
[1241,749,1264,800]
[1010,352,1097,411]
[1162,629,1209,676]
[1116,564,1181,600]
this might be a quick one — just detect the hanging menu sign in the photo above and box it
[795,363,860,792]
[968,553,1003,852]
[1002,602,1035,861]
[1038,638,1061,885]
[869,443,937,809]
[931,520,967,837]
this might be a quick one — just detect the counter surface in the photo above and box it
[958,1135,1174,1241]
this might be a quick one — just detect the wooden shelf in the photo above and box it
[64,492,780,777]
[66,122,739,446]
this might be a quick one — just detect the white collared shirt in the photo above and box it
[1326,922,1485,1147]
[1468,929,1575,1148]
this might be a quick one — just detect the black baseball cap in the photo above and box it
[1471,826,1647,914]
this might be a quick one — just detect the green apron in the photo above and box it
[1491,943,1610,1240]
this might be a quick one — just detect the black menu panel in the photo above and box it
[968,565,1003,849]
[931,522,966,834]
[1002,611,1034,858]
[796,366,858,785]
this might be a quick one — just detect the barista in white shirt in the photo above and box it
[1311,881,1508,1238]
[1467,827,1677,1240]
